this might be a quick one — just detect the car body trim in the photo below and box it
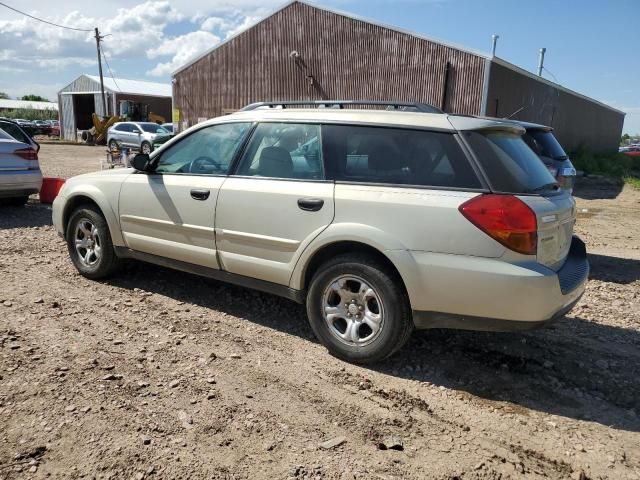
[113,247,305,303]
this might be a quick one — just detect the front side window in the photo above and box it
[323,124,481,188]
[155,122,252,175]
[235,123,323,180]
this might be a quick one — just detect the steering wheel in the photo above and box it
[188,156,222,173]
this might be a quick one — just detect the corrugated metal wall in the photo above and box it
[59,75,101,93]
[485,61,624,153]
[60,95,75,141]
[173,2,486,128]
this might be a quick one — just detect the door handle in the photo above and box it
[190,189,210,201]
[297,197,324,212]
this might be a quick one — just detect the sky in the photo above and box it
[1,0,638,134]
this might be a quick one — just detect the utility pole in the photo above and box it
[537,47,546,77]
[491,34,499,57]
[94,27,108,118]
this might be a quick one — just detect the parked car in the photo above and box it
[52,101,588,364]
[49,120,60,137]
[621,146,640,157]
[490,120,577,193]
[14,119,36,137]
[33,120,51,135]
[107,122,170,154]
[0,128,42,205]
[161,122,175,133]
[0,119,40,153]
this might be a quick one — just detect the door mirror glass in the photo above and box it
[131,153,152,172]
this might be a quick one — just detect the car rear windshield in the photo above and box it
[323,125,481,189]
[523,130,567,160]
[463,130,558,194]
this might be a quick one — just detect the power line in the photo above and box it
[543,66,559,83]
[100,46,121,92]
[0,1,93,32]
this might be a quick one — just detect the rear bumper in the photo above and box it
[410,236,589,331]
[0,170,42,198]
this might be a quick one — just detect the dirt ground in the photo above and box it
[1,143,639,479]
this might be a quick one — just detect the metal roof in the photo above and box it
[0,99,58,110]
[84,75,171,97]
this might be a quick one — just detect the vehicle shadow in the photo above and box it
[0,202,52,229]
[572,178,623,200]
[109,260,640,433]
[588,253,640,284]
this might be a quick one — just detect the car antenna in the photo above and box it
[505,106,525,119]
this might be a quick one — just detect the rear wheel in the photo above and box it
[65,205,122,279]
[108,139,118,150]
[141,141,152,155]
[306,254,413,364]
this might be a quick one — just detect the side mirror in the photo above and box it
[131,153,152,172]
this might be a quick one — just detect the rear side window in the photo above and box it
[463,131,558,194]
[235,123,323,180]
[0,122,30,144]
[322,125,481,189]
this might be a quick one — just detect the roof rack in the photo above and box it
[240,100,443,114]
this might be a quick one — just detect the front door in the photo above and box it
[215,122,334,285]
[118,122,253,268]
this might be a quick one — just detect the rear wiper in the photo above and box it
[528,182,559,193]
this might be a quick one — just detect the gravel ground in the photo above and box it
[1,144,639,479]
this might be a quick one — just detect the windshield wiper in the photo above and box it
[528,182,560,193]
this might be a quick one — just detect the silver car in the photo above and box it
[53,102,589,364]
[0,128,42,205]
[107,122,170,154]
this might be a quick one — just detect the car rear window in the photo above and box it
[522,130,567,160]
[463,131,558,194]
[323,125,481,189]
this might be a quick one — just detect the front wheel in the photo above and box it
[65,205,122,279]
[141,141,152,155]
[306,254,413,364]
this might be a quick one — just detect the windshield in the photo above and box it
[464,130,558,194]
[140,123,169,134]
[523,130,567,160]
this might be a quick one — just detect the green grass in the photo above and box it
[623,175,640,190]
[570,147,640,188]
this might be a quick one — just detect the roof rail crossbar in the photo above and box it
[240,100,443,114]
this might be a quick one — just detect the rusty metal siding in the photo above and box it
[485,61,624,153]
[173,2,486,128]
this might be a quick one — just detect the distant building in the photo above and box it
[57,74,172,141]
[0,99,58,115]
[172,0,624,152]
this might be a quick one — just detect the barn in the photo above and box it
[57,74,172,141]
[172,0,624,153]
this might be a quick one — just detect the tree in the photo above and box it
[21,94,49,102]
[0,92,9,99]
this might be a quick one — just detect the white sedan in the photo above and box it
[0,128,42,205]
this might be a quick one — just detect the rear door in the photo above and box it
[215,122,334,286]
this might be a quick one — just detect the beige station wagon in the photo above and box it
[52,101,589,364]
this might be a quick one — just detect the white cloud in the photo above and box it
[146,30,221,76]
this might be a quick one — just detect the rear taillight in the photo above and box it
[15,147,38,161]
[459,194,538,255]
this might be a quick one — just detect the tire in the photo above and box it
[108,139,118,150]
[306,254,413,364]
[141,141,152,154]
[65,205,122,280]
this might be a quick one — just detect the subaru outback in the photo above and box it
[52,101,589,364]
